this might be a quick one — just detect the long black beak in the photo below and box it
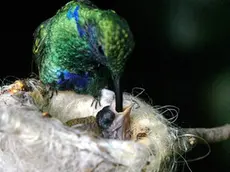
[113,76,123,112]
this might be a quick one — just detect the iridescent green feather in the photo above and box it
[33,0,134,98]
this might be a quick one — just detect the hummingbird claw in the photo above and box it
[91,97,101,109]
[47,85,58,99]
[49,90,58,99]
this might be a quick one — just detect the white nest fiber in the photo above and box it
[0,79,189,172]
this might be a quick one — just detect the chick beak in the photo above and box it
[113,76,123,112]
[120,105,132,140]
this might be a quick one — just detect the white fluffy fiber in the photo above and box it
[0,81,184,172]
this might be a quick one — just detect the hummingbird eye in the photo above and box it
[98,45,104,55]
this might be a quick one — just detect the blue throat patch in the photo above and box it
[57,70,90,91]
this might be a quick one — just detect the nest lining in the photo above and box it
[0,78,193,172]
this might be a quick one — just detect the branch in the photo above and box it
[184,124,230,144]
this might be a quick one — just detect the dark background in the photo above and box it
[1,0,230,171]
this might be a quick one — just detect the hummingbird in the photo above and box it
[32,0,134,112]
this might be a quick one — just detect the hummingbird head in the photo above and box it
[96,10,134,75]
[92,10,135,112]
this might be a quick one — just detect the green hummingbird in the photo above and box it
[32,0,134,112]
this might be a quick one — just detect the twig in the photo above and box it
[184,124,230,144]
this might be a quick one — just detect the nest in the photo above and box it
[0,78,194,172]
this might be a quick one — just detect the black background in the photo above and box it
[1,0,230,171]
